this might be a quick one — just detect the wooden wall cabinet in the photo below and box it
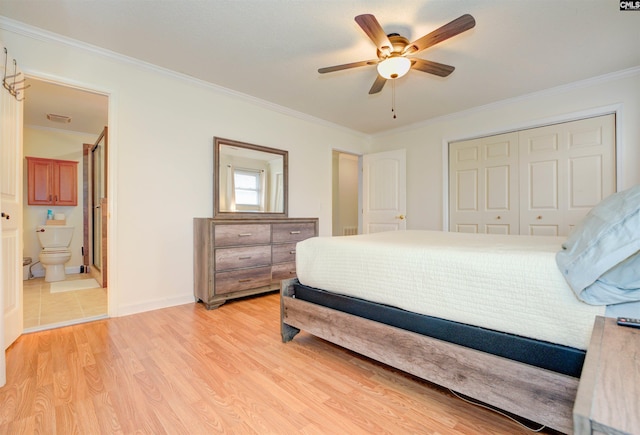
[26,157,78,206]
[194,217,318,309]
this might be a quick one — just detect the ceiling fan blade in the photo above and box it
[318,60,378,74]
[411,59,455,77]
[355,14,392,53]
[368,75,387,94]
[405,14,476,55]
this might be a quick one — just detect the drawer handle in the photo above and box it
[238,256,252,260]
[238,233,252,237]
[289,271,296,275]
[289,250,296,254]
[289,231,301,235]
[238,278,252,283]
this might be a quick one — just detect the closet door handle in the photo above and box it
[1,212,9,220]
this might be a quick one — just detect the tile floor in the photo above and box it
[23,274,108,332]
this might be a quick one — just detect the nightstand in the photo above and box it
[574,316,640,434]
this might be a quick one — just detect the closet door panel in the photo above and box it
[520,123,565,235]
[450,138,482,233]
[450,133,518,234]
[450,114,615,237]
[569,155,603,208]
[457,169,479,211]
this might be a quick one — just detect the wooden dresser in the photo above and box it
[193,217,318,309]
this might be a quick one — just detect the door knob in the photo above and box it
[1,212,9,220]
[396,214,406,220]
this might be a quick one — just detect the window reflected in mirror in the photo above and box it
[214,138,288,218]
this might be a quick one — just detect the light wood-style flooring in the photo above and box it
[1,292,559,434]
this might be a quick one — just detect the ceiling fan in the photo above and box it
[318,13,476,94]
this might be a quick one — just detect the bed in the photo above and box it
[280,185,640,433]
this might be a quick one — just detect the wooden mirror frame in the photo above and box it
[214,137,288,219]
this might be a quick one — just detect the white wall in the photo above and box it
[23,127,100,276]
[1,24,367,316]
[371,70,640,231]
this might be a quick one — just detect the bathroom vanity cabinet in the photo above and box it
[26,156,78,206]
[193,217,318,309]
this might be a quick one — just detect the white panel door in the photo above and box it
[1,47,24,387]
[519,114,615,235]
[449,133,519,234]
[362,149,406,233]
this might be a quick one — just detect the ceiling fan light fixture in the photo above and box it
[377,55,411,80]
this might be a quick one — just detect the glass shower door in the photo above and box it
[92,140,103,270]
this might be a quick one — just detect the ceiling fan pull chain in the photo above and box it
[392,79,397,119]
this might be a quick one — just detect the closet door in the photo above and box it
[449,132,519,234]
[519,114,615,236]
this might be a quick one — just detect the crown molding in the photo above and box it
[0,16,367,140]
[375,65,640,138]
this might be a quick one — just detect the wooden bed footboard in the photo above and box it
[280,278,577,433]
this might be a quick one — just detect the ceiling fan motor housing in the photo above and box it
[377,33,410,60]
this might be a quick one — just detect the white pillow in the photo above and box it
[556,184,640,305]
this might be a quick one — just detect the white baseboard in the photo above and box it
[117,295,196,317]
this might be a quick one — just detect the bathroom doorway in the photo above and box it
[22,77,109,331]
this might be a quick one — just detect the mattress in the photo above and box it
[293,283,586,377]
[295,230,607,350]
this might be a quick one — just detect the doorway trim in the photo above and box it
[23,71,118,318]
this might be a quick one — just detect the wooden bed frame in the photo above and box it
[280,278,578,433]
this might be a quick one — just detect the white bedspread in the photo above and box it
[295,230,606,350]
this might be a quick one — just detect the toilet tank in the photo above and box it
[36,225,74,248]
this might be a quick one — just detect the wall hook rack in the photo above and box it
[2,47,29,101]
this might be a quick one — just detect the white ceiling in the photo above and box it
[3,0,640,135]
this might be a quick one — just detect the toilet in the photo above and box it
[36,225,74,282]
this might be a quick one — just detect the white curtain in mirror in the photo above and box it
[224,164,236,212]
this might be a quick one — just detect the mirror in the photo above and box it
[214,137,288,218]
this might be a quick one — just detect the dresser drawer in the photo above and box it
[215,245,271,271]
[214,224,271,247]
[272,243,297,264]
[272,222,316,243]
[215,266,272,294]
[194,217,317,309]
[272,262,296,282]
